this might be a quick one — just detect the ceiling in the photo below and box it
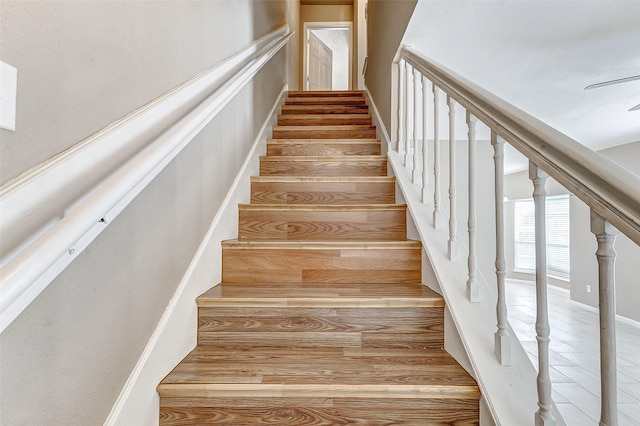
[402,1,640,172]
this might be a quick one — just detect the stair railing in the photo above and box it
[391,46,640,426]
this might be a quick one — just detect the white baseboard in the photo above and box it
[103,84,288,426]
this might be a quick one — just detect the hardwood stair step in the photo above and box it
[198,282,443,306]
[238,204,406,241]
[221,240,422,284]
[267,138,380,156]
[196,282,444,348]
[277,114,372,126]
[285,97,367,106]
[159,346,479,425]
[260,155,387,177]
[160,347,476,388]
[281,104,369,115]
[287,90,365,98]
[250,176,396,205]
[273,125,376,139]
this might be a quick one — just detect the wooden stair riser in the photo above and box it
[287,90,365,98]
[260,157,387,177]
[272,125,376,139]
[160,397,479,425]
[221,244,422,284]
[281,105,369,115]
[250,177,396,205]
[277,114,372,126]
[267,140,380,156]
[197,306,444,349]
[237,205,406,241]
[285,97,367,106]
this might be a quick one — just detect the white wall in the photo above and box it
[504,142,640,322]
[0,1,289,424]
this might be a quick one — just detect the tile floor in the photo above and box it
[507,279,640,426]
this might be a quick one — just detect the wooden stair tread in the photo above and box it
[159,347,478,394]
[281,105,369,115]
[285,97,367,105]
[260,155,385,162]
[251,176,394,183]
[238,203,405,211]
[222,239,421,250]
[273,125,375,131]
[268,138,380,144]
[277,114,372,125]
[198,282,443,306]
[288,90,365,97]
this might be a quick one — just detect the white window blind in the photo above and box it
[514,195,570,280]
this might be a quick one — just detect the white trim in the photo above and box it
[303,21,353,90]
[0,27,293,334]
[364,87,391,148]
[103,85,288,426]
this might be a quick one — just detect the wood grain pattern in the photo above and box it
[285,97,367,106]
[238,204,406,240]
[267,139,381,156]
[160,402,479,426]
[287,90,365,98]
[260,156,387,177]
[272,125,377,139]
[281,104,369,115]
[158,90,479,425]
[277,114,372,126]
[250,176,396,205]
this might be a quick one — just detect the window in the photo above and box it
[514,195,570,280]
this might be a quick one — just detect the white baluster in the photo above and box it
[421,75,429,204]
[397,60,405,154]
[447,95,456,255]
[466,112,479,302]
[493,132,510,365]
[590,211,619,426]
[404,63,411,165]
[432,86,442,229]
[529,162,556,426]
[412,67,421,183]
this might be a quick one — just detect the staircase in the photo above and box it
[158,91,481,424]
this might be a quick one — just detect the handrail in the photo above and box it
[0,25,293,333]
[402,46,640,247]
[392,45,638,425]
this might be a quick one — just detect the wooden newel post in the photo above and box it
[590,210,619,426]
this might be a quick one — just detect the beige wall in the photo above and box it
[365,0,417,133]
[298,4,354,90]
[0,1,288,424]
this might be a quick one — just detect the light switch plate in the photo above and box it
[0,61,18,131]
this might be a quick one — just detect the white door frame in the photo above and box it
[303,21,353,91]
